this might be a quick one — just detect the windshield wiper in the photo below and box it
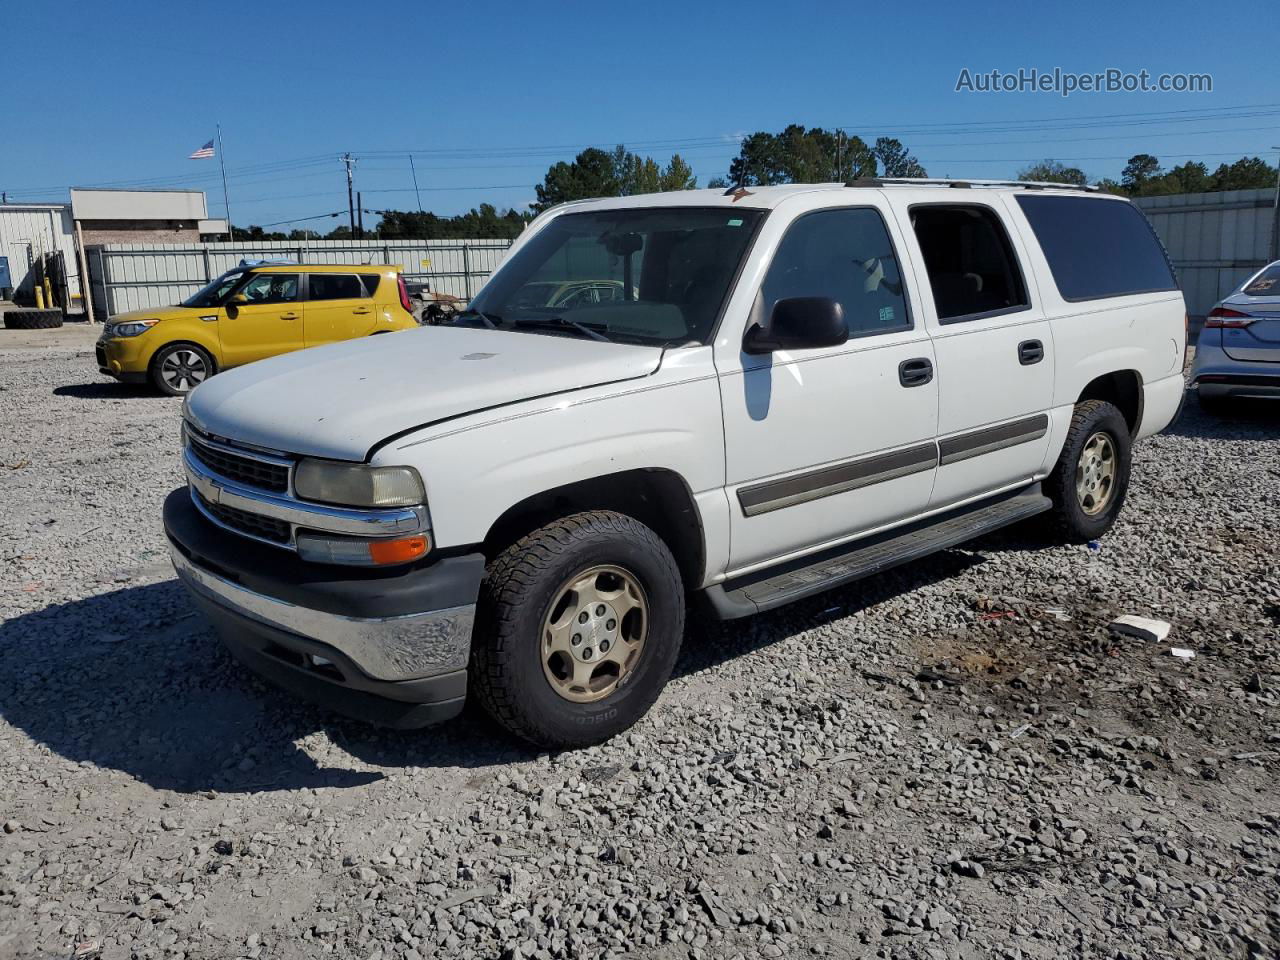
[454,309,501,329]
[513,316,612,343]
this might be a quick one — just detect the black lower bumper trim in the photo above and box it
[198,595,466,728]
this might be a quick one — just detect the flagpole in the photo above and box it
[216,124,233,240]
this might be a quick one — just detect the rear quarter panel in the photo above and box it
[1000,196,1186,449]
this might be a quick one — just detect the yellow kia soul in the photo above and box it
[96,263,419,395]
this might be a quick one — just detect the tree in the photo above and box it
[659,154,697,192]
[534,147,618,211]
[1208,156,1277,192]
[873,138,927,178]
[1121,154,1162,191]
[534,145,697,210]
[1016,159,1088,186]
[374,204,531,240]
[725,125,885,185]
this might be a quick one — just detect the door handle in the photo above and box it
[352,307,372,315]
[279,312,299,320]
[898,357,934,387]
[1018,339,1044,365]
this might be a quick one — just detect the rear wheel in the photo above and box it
[150,343,214,396]
[1043,399,1131,543]
[471,511,685,748]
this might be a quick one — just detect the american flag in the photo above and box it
[189,139,215,159]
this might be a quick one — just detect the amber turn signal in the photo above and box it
[368,535,430,565]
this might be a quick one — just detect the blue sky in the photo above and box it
[6,0,1277,228]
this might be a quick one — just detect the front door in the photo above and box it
[716,200,940,573]
[218,272,304,367]
[304,273,376,347]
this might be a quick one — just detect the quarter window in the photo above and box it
[910,205,1029,322]
[760,208,912,339]
[1015,195,1176,302]
[309,274,365,300]
[237,273,299,304]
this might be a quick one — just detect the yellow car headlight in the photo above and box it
[110,319,160,338]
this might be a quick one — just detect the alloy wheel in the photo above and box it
[1075,431,1117,516]
[161,349,208,393]
[540,564,648,703]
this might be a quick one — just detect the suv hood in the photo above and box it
[185,326,663,461]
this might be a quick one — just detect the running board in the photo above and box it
[705,484,1051,619]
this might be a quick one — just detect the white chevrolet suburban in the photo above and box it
[165,179,1187,748]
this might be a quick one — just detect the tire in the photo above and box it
[3,309,63,330]
[149,343,215,396]
[471,510,685,748]
[1043,399,1132,543]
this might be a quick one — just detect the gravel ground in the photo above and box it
[1,328,1278,960]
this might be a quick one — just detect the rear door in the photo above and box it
[897,198,1054,509]
[217,272,303,367]
[716,197,939,571]
[304,273,376,347]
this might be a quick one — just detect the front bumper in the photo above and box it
[164,488,485,728]
[96,334,152,380]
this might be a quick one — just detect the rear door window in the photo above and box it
[909,204,1029,322]
[308,274,365,301]
[1015,195,1177,302]
[360,274,382,296]
[760,207,912,339]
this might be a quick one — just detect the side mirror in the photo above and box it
[230,292,249,303]
[743,297,847,354]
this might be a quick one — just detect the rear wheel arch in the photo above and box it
[1077,369,1143,436]
[481,468,706,590]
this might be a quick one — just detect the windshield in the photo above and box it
[465,207,765,345]
[181,269,247,308]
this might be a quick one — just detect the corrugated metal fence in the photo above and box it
[1135,188,1276,321]
[86,238,514,317]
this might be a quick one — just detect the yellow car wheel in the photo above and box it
[150,343,214,397]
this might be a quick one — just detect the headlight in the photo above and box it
[294,459,425,507]
[110,319,160,338]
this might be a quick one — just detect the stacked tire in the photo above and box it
[3,309,64,330]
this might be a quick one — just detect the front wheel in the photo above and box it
[150,343,214,396]
[1043,399,1132,543]
[471,511,685,748]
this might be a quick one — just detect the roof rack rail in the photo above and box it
[844,177,1100,193]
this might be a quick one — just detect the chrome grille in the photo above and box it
[196,492,291,543]
[188,434,289,492]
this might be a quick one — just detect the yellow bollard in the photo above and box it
[34,285,45,309]
[43,277,54,309]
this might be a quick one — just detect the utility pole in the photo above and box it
[836,129,844,182]
[1271,146,1280,262]
[342,154,357,237]
[357,192,364,239]
[409,154,423,212]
